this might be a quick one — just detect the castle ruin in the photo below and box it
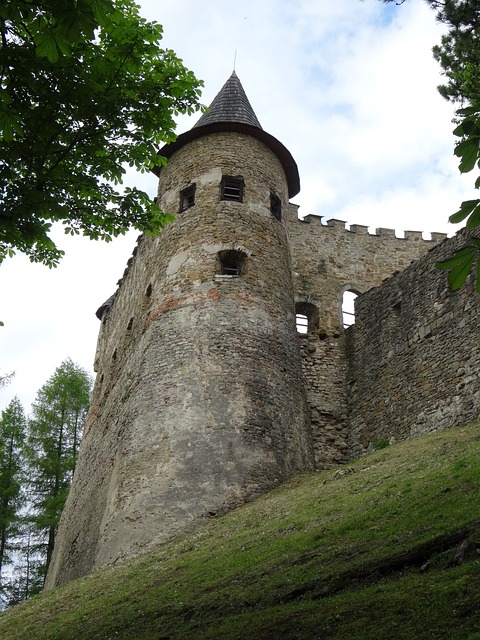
[45,72,480,589]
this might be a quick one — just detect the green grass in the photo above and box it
[1,422,480,639]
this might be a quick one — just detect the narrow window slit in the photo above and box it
[270,193,281,221]
[342,291,358,328]
[296,314,308,334]
[392,301,402,317]
[295,302,320,335]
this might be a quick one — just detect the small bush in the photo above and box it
[372,437,390,451]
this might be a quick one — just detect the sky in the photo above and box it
[0,0,473,413]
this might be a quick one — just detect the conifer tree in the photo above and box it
[4,527,44,606]
[27,359,91,580]
[0,397,26,595]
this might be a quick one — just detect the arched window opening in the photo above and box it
[217,250,247,277]
[342,290,358,328]
[295,302,319,335]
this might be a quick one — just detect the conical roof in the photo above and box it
[155,73,300,197]
[193,71,262,129]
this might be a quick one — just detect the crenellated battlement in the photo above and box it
[298,213,447,243]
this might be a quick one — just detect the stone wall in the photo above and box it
[347,228,480,457]
[286,207,446,466]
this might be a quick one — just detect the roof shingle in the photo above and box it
[193,71,262,130]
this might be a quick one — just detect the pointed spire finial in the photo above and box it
[193,71,262,130]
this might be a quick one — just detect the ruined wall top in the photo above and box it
[286,203,447,334]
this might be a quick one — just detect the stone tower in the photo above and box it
[45,72,314,588]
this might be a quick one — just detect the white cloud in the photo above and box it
[0,0,472,413]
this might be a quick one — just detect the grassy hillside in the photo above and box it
[1,422,480,640]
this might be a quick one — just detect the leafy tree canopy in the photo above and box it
[380,0,480,289]
[0,0,203,267]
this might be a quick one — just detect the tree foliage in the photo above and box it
[0,398,26,590]
[381,0,480,290]
[4,527,44,606]
[0,372,14,387]
[27,358,91,579]
[0,0,203,267]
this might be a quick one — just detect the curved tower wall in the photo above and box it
[45,130,313,587]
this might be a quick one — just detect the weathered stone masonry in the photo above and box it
[286,207,446,467]
[347,228,480,458]
[45,72,479,589]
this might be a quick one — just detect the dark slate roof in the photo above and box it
[96,294,115,320]
[154,73,300,197]
[193,71,262,130]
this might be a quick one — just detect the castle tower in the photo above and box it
[45,72,314,588]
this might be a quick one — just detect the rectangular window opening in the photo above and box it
[270,193,282,221]
[296,313,309,334]
[180,184,196,212]
[221,176,244,202]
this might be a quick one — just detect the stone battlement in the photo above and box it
[299,213,447,243]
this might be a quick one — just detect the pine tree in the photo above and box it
[0,397,26,600]
[27,359,91,581]
[4,527,44,606]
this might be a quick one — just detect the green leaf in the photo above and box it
[453,119,480,137]
[466,202,480,229]
[437,246,477,291]
[35,32,60,63]
[448,199,480,224]
[436,246,474,270]
[0,113,23,141]
[454,139,480,173]
[448,250,475,291]
[457,106,480,117]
